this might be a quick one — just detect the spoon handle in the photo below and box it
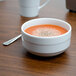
[3,34,22,46]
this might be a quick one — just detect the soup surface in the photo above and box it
[24,24,67,37]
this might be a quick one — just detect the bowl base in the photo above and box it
[27,49,66,57]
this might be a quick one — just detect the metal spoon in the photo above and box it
[3,34,22,46]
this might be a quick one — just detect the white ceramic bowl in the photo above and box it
[21,18,72,56]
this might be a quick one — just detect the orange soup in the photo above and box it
[24,24,68,37]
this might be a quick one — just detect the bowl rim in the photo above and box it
[21,18,72,39]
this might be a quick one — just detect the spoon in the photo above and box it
[3,34,22,46]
